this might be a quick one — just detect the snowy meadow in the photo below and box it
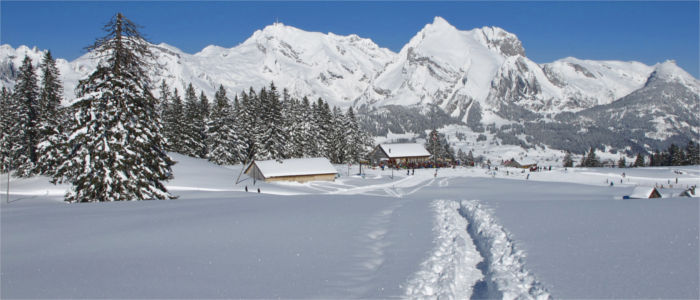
[1,154,699,298]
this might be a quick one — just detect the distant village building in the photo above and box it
[502,158,522,168]
[503,158,537,170]
[245,158,338,183]
[626,186,662,199]
[369,143,431,166]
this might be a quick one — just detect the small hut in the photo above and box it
[626,186,662,199]
[503,158,522,168]
[245,158,338,183]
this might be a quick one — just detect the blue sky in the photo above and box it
[2,1,698,77]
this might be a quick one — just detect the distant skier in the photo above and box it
[257,188,261,193]
[412,168,415,175]
[526,174,530,180]
[407,169,410,176]
[245,185,248,192]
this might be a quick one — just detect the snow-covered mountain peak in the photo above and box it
[425,16,458,32]
[193,44,227,57]
[647,60,699,88]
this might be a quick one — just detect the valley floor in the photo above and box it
[1,154,698,298]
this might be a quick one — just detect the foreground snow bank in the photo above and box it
[459,200,551,300]
[405,200,483,299]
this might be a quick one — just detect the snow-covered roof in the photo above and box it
[248,158,337,178]
[628,186,661,199]
[378,143,431,158]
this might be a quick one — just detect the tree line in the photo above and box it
[158,81,373,166]
[562,142,699,168]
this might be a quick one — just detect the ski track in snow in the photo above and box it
[459,200,552,300]
[328,173,434,198]
[405,199,484,299]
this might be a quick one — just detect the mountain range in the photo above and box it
[1,16,697,154]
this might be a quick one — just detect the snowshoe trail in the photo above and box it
[459,200,551,300]
[405,199,484,299]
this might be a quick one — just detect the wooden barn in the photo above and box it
[369,143,431,166]
[626,186,662,199]
[245,158,338,183]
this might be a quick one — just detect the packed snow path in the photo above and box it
[2,155,698,298]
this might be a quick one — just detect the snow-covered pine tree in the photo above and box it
[206,85,245,165]
[182,83,206,158]
[685,141,699,165]
[327,106,347,163]
[282,96,304,158]
[617,156,627,168]
[584,147,599,167]
[633,153,645,167]
[0,87,14,173]
[426,129,441,163]
[562,151,574,168]
[35,51,67,176]
[157,80,170,119]
[466,150,475,166]
[314,98,333,159]
[54,12,174,202]
[300,96,317,157]
[163,88,185,153]
[11,56,41,177]
[442,141,455,162]
[199,91,210,157]
[237,90,257,161]
[457,148,466,164]
[669,144,684,166]
[259,83,287,160]
[344,107,363,163]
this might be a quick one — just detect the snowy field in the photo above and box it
[2,153,698,298]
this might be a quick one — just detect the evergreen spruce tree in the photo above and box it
[457,149,467,164]
[199,91,210,157]
[669,144,684,166]
[313,98,333,159]
[259,83,287,160]
[345,107,363,163]
[238,90,257,161]
[11,56,41,176]
[585,147,599,167]
[54,13,174,202]
[426,129,441,163]
[0,88,14,173]
[157,80,170,119]
[442,142,455,162]
[466,150,475,166]
[206,85,245,165]
[36,51,67,175]
[306,97,322,157]
[633,153,645,167]
[327,106,348,163]
[650,150,660,167]
[685,141,699,165]
[163,88,185,153]
[182,83,206,158]
[298,96,315,157]
[282,97,304,158]
[617,156,627,168]
[562,151,574,168]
